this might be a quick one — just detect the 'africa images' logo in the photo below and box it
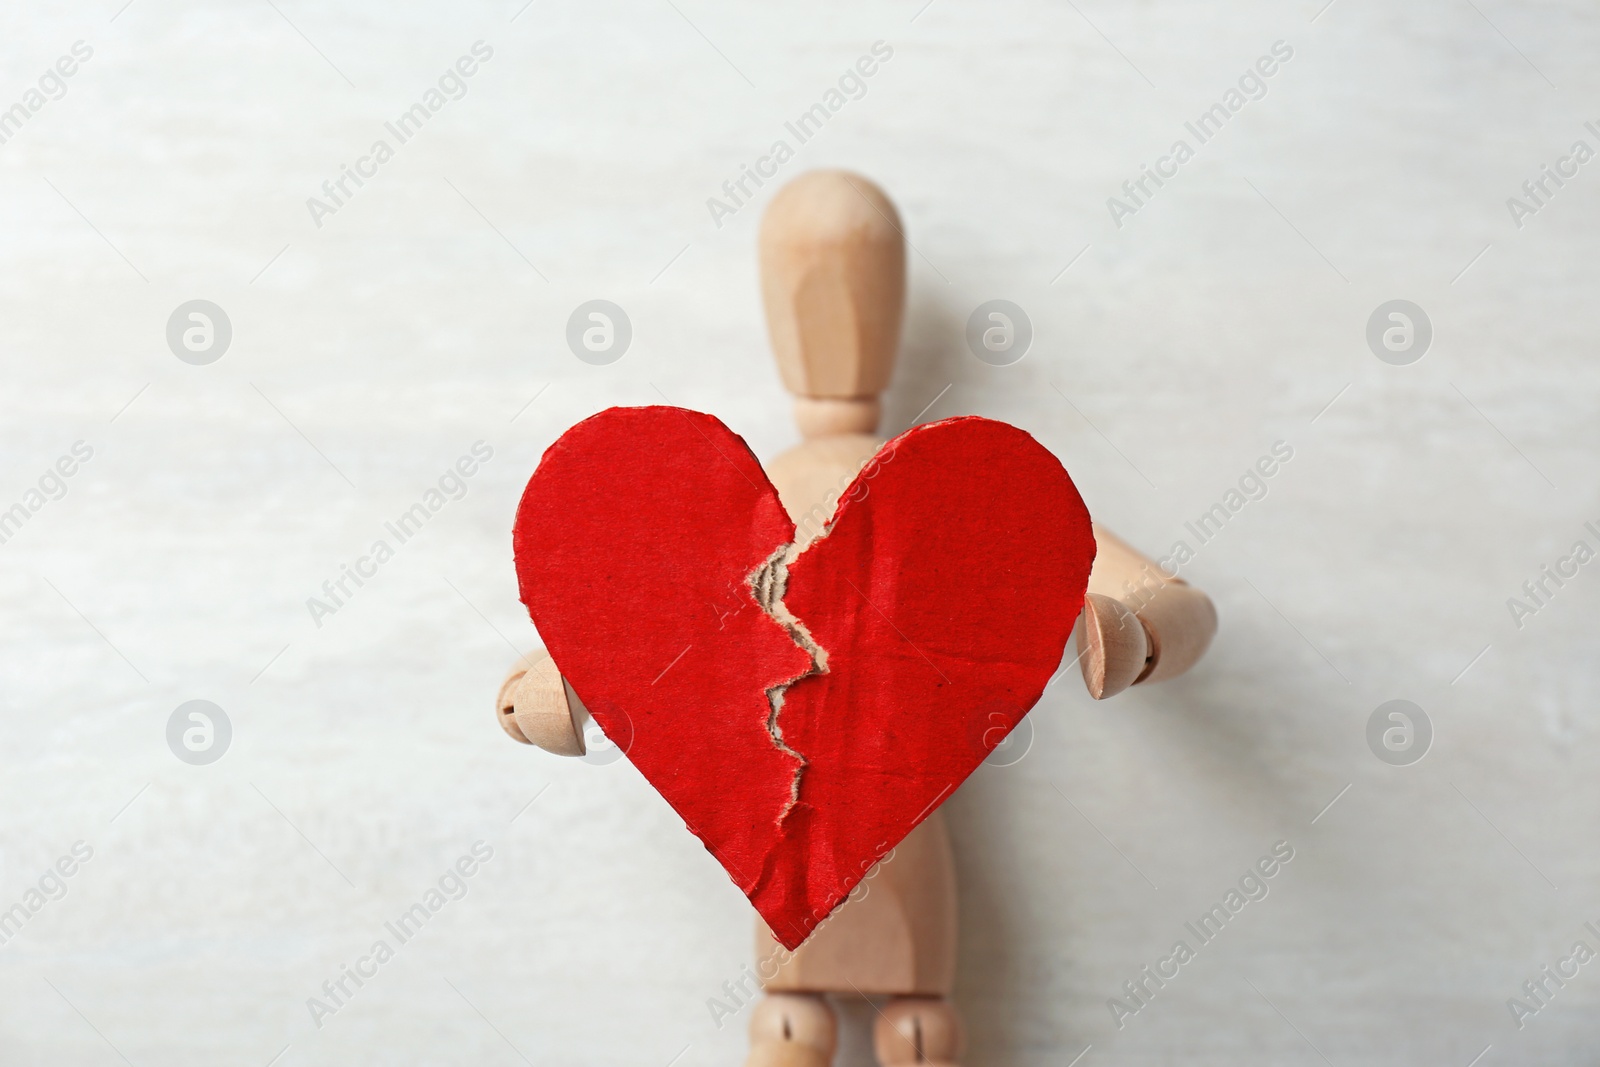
[305,42,494,229]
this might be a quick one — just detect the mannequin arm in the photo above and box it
[500,521,1217,742]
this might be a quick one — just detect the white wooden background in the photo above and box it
[1,1,1597,1064]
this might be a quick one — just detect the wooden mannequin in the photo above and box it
[497,170,1217,1066]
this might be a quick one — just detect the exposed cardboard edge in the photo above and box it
[749,541,829,825]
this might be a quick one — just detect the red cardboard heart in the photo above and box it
[515,406,1094,948]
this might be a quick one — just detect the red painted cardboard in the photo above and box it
[515,406,1094,949]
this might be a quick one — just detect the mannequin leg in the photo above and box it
[745,992,837,1067]
[872,995,962,1066]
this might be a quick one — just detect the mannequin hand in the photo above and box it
[1078,524,1217,699]
[495,648,587,756]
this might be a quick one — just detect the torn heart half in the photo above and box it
[514,406,1095,948]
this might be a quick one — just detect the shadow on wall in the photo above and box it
[947,664,1310,1064]
[883,286,972,433]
